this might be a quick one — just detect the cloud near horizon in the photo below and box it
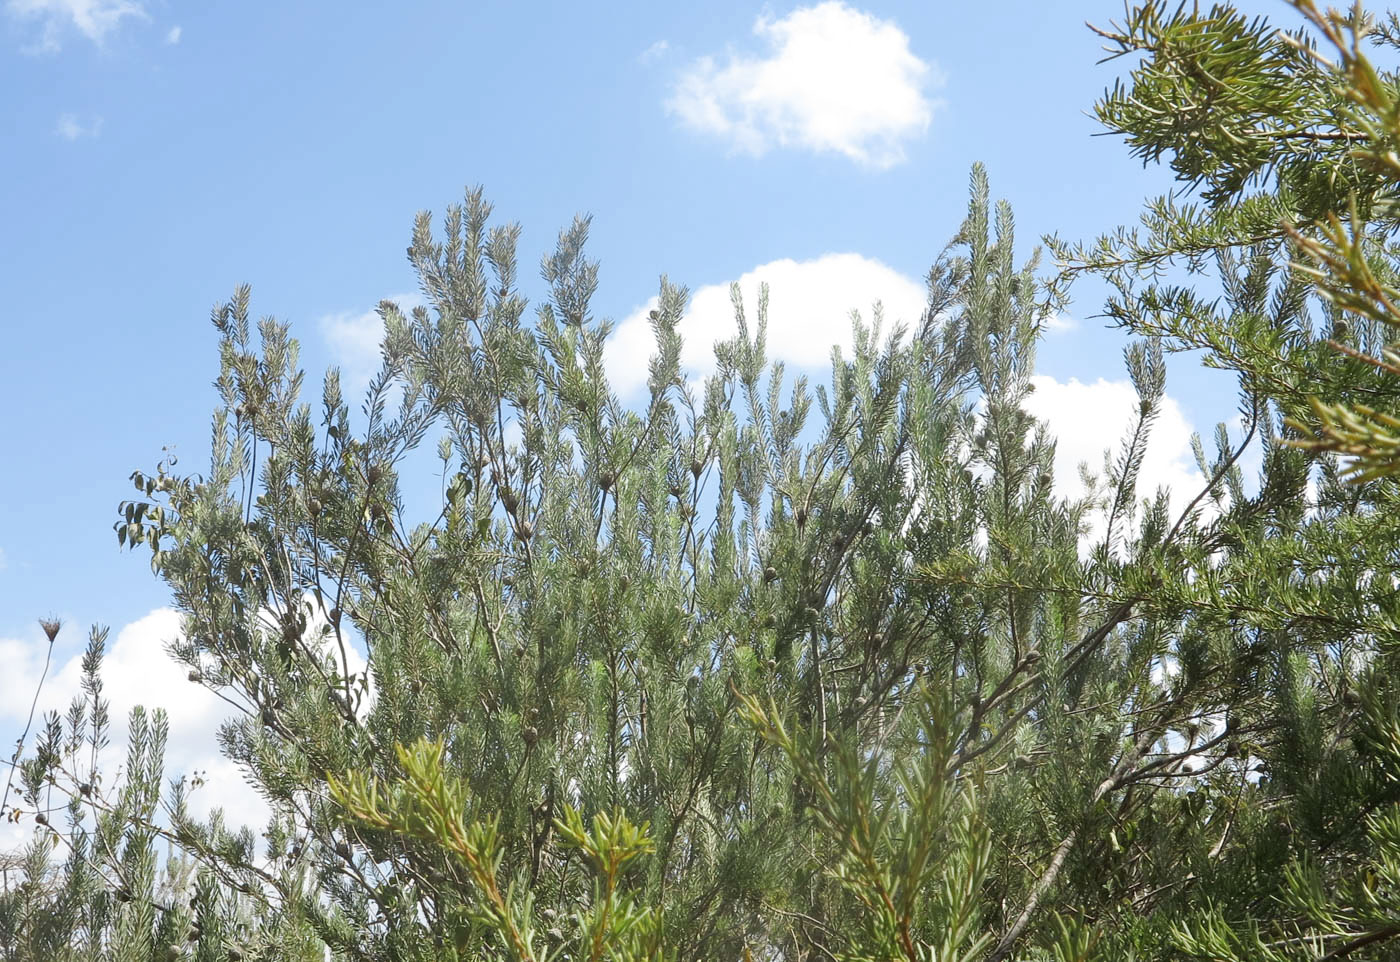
[0,610,268,851]
[667,1,940,168]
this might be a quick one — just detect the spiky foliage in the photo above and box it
[78,147,1357,962]
[0,625,314,962]
[1047,2,1400,959]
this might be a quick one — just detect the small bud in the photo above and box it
[188,670,203,684]
[763,613,777,629]
[1023,649,1041,665]
[861,520,873,537]
[690,458,703,478]
[763,566,778,584]
[79,783,92,797]
[39,618,62,644]
[599,470,615,491]
[669,484,681,498]
[766,658,777,671]
[516,520,534,541]
[501,490,519,514]
[1333,317,1350,339]
[795,507,807,527]
[35,813,47,826]
[526,707,540,722]
[618,574,630,592]
[116,888,133,903]
[366,464,383,486]
[329,607,342,626]
[307,497,321,518]
[522,726,539,746]
[228,949,244,961]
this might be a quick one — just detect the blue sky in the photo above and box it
[0,0,1271,830]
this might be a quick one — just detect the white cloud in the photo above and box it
[606,252,927,396]
[6,0,146,51]
[0,610,268,850]
[54,112,101,140]
[164,23,178,44]
[318,292,423,397]
[667,1,940,168]
[1024,375,1205,522]
[1041,312,1078,335]
[639,38,668,63]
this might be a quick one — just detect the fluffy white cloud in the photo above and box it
[1024,374,1205,519]
[318,292,423,397]
[667,2,940,168]
[0,610,267,850]
[54,112,101,140]
[6,0,145,51]
[164,23,178,44]
[606,252,928,396]
[1041,312,1078,335]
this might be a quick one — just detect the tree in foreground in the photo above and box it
[1057,0,1400,957]
[97,151,1342,962]
[118,167,1075,961]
